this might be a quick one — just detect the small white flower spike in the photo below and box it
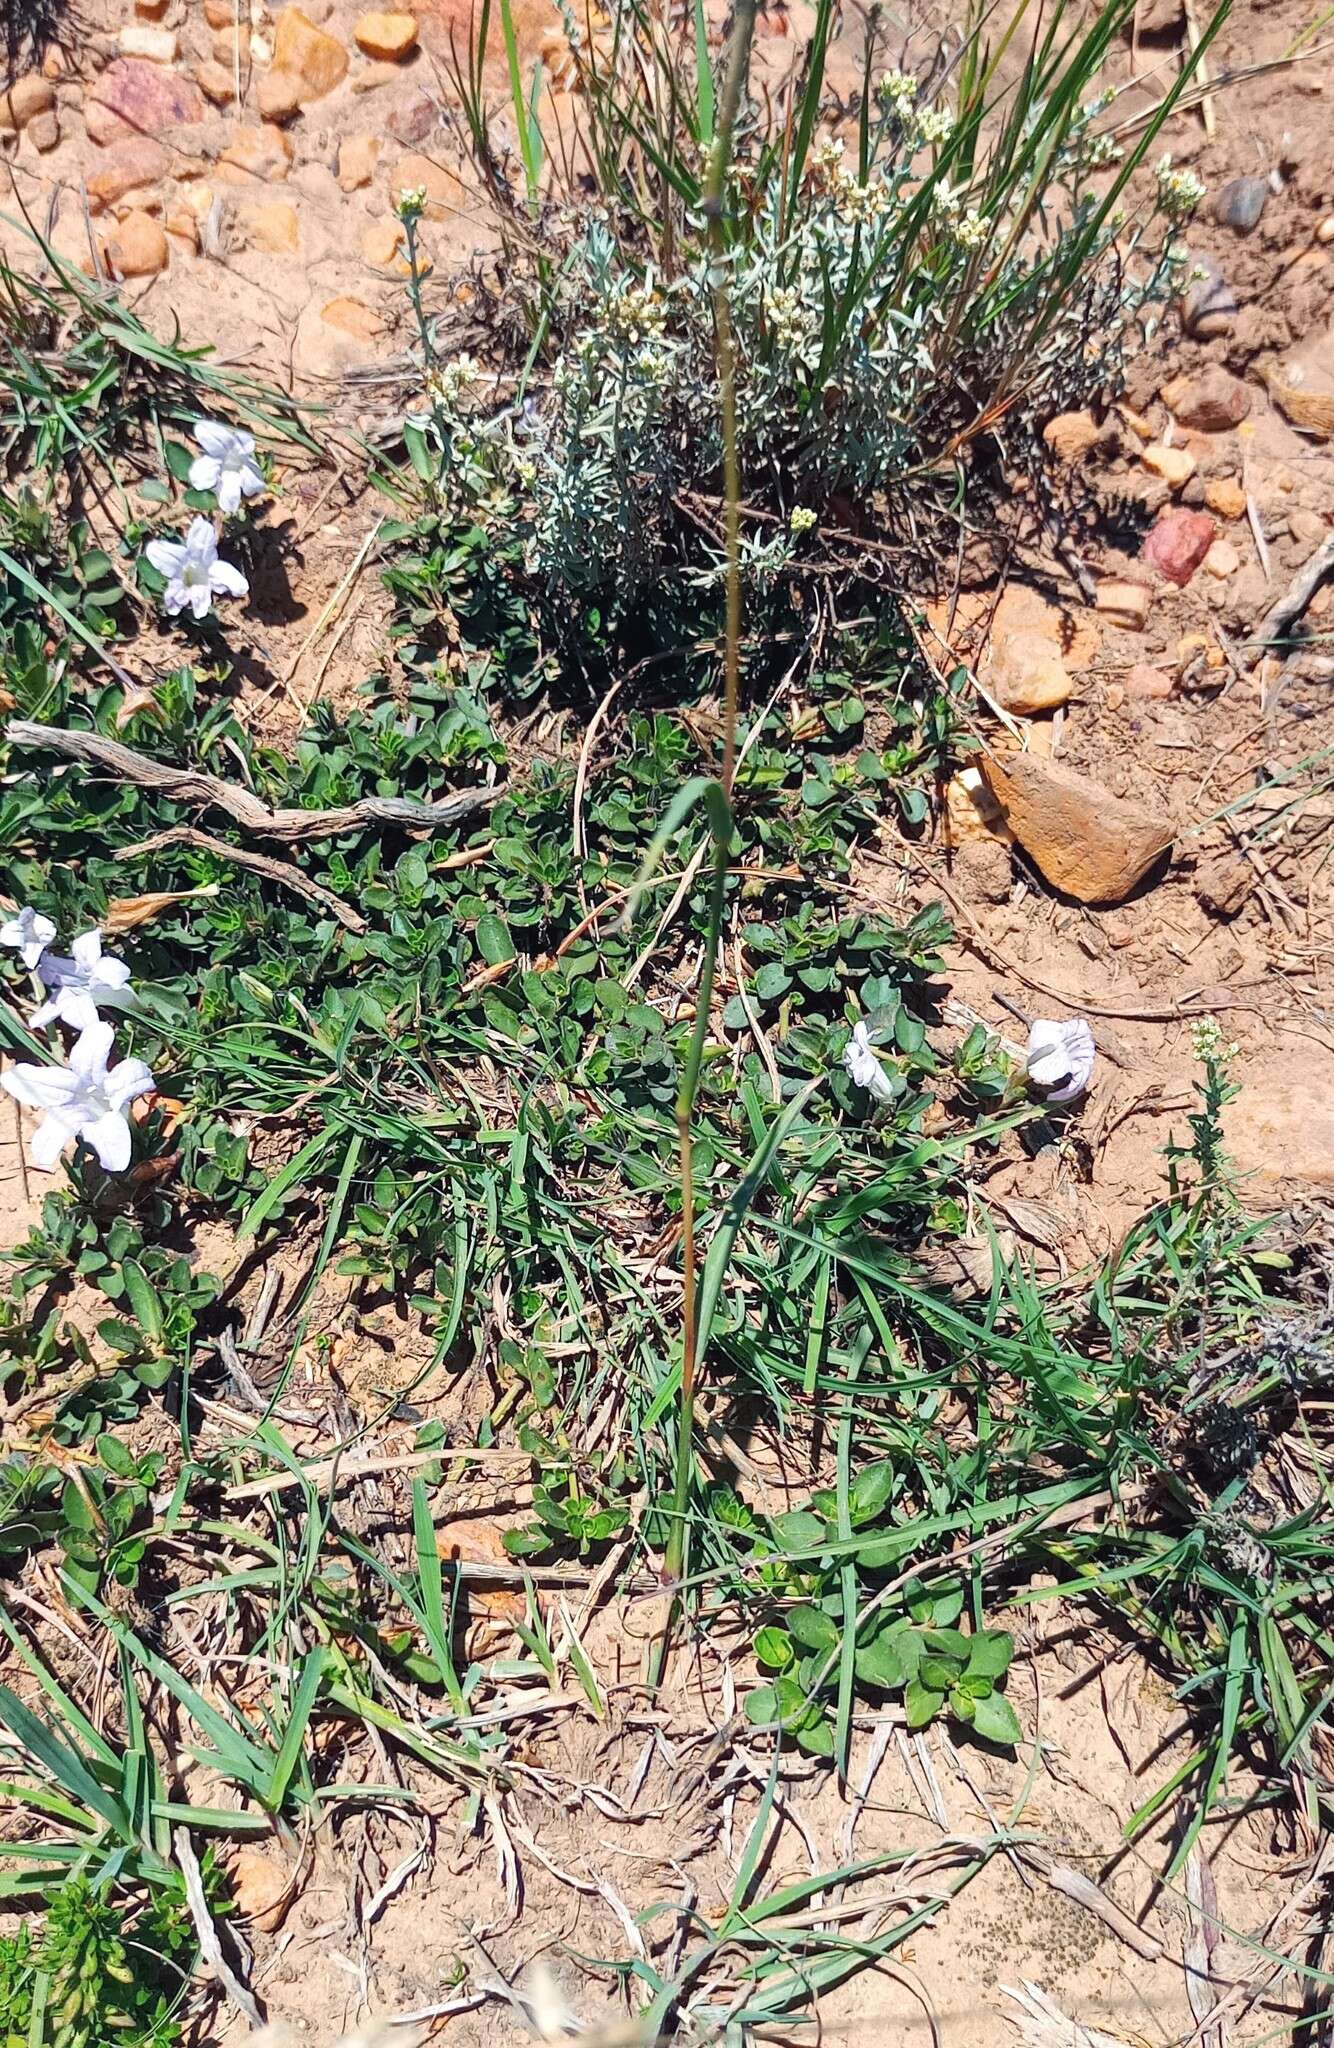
[1,1019,155,1173]
[31,930,133,1029]
[1025,1017,1096,1104]
[842,1019,898,1105]
[0,905,57,971]
[189,420,265,515]
[146,516,249,621]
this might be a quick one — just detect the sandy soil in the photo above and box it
[3,0,1334,2041]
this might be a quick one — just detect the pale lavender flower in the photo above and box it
[1025,1017,1096,1104]
[842,1019,897,1105]
[1,1019,155,1173]
[32,930,133,1030]
[146,516,248,621]
[189,420,265,515]
[0,905,57,971]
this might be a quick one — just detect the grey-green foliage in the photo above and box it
[420,6,1205,619]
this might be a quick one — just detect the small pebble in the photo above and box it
[1213,174,1268,233]
[1142,443,1195,489]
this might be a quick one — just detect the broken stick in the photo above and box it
[115,825,367,933]
[8,720,500,843]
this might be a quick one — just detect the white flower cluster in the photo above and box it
[0,910,153,1173]
[144,422,259,621]
[1190,1015,1238,1063]
[877,69,918,122]
[917,107,954,147]
[1155,154,1206,220]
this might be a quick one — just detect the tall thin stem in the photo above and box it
[703,0,756,797]
[651,0,757,1687]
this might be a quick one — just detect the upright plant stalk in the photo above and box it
[651,0,757,1686]
[703,0,756,797]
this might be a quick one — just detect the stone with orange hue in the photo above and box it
[1124,664,1174,698]
[257,68,303,120]
[211,24,248,64]
[165,205,200,248]
[981,751,1173,905]
[105,209,169,277]
[355,10,419,58]
[196,61,237,105]
[28,110,60,150]
[1142,442,1195,489]
[1041,410,1100,464]
[2,72,55,127]
[988,630,1073,715]
[271,5,349,100]
[391,149,461,217]
[322,296,386,339]
[361,218,404,266]
[1204,477,1247,521]
[227,1848,291,1934]
[204,0,234,23]
[86,58,204,144]
[217,124,294,181]
[245,200,300,251]
[86,137,169,211]
[136,0,171,15]
[338,132,379,188]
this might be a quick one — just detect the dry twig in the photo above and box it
[9,721,499,843]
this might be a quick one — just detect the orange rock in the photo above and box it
[217,124,294,181]
[987,628,1073,715]
[1124,664,1174,698]
[27,110,60,150]
[165,205,200,247]
[212,24,248,63]
[1142,442,1195,489]
[360,218,406,268]
[322,295,386,339]
[104,208,169,277]
[1041,410,1099,464]
[271,5,349,100]
[338,131,379,188]
[257,68,303,120]
[136,0,171,15]
[245,200,301,251]
[227,1848,292,1934]
[204,0,235,23]
[195,61,237,104]
[1204,477,1247,521]
[354,10,420,58]
[86,138,168,209]
[391,148,462,218]
[2,73,55,127]
[981,752,1173,904]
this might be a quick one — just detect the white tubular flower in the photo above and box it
[1025,1017,1096,1104]
[189,420,265,515]
[1,1019,156,1173]
[146,516,249,621]
[843,1019,898,1105]
[31,930,133,1029]
[0,906,57,971]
